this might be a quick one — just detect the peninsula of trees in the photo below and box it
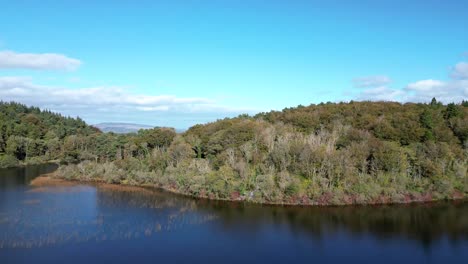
[1,100,467,205]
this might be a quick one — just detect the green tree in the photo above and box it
[445,103,461,119]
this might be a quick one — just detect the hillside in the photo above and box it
[1,99,466,205]
[52,99,467,205]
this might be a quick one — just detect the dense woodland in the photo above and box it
[0,102,97,167]
[1,100,467,205]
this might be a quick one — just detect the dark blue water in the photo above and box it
[0,164,467,263]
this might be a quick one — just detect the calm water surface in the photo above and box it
[0,164,467,263]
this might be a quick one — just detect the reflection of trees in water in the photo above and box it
[0,180,466,249]
[0,164,58,190]
[0,185,218,248]
[93,186,219,239]
[201,200,468,247]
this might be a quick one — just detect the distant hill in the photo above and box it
[93,122,155,133]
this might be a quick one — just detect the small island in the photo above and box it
[1,99,466,206]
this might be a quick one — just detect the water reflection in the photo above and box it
[0,181,218,248]
[203,201,468,248]
[0,164,57,190]
[0,164,467,257]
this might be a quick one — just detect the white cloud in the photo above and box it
[352,60,468,104]
[0,76,257,127]
[0,76,209,106]
[406,79,445,92]
[404,79,468,103]
[354,80,467,103]
[136,106,171,111]
[402,61,468,102]
[356,86,404,101]
[352,75,391,88]
[0,50,81,71]
[451,62,468,79]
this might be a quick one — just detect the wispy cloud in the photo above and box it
[0,76,248,110]
[403,79,468,103]
[68,77,81,83]
[356,86,404,101]
[352,60,468,103]
[0,50,81,71]
[405,79,445,92]
[352,75,391,88]
[451,62,468,79]
[0,76,257,127]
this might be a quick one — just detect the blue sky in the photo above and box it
[0,0,467,128]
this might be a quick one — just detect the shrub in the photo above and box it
[0,154,19,168]
[256,173,278,201]
[25,156,48,165]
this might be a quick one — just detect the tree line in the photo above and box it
[1,99,466,205]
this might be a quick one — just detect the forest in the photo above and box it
[1,99,467,205]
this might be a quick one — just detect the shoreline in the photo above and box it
[35,173,466,207]
[0,161,60,170]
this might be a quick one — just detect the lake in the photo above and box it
[0,164,467,263]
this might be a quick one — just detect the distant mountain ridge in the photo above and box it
[93,122,186,133]
[93,122,155,133]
